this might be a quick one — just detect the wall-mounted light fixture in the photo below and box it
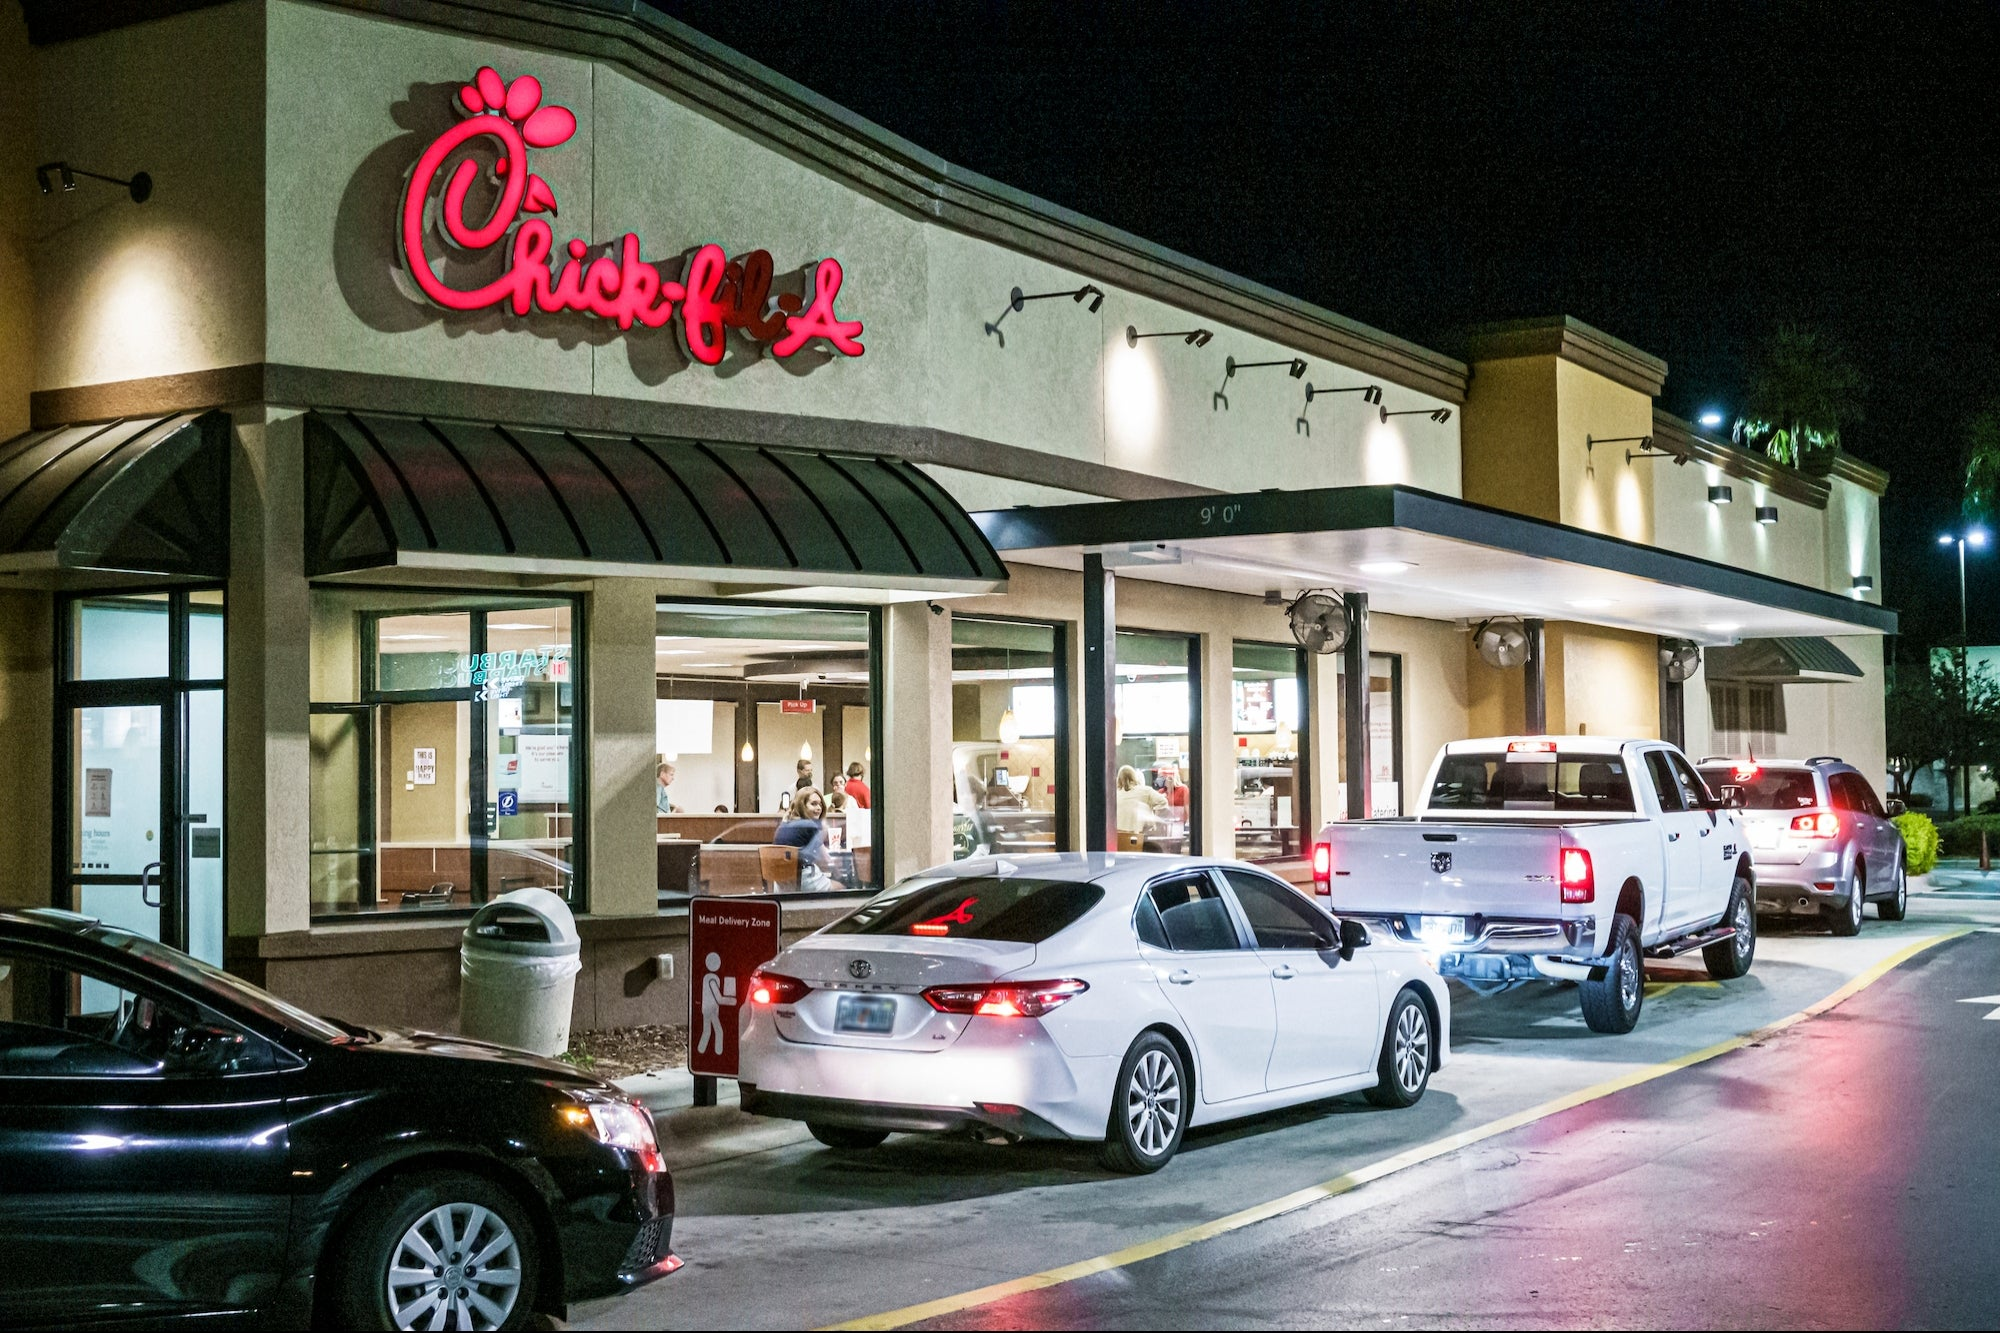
[1586,433,1680,464]
[1304,382,1383,405]
[1850,575,1874,597]
[36,160,152,203]
[1708,485,1734,505]
[1756,505,1779,525]
[1380,406,1452,424]
[1226,355,1307,379]
[1127,325,1212,348]
[1010,284,1104,314]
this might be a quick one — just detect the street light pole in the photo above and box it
[1941,529,1989,816]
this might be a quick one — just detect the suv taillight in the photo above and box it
[749,969,812,1005]
[1560,846,1595,903]
[922,979,1089,1018]
[1311,841,1332,894]
[1791,811,1840,839]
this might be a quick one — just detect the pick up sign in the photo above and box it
[688,899,781,1079]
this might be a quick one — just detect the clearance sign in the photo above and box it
[400,66,865,364]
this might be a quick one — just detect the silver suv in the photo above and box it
[1696,757,1909,936]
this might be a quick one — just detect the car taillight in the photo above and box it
[922,979,1088,1018]
[1791,811,1840,838]
[1560,846,1594,903]
[1311,841,1332,894]
[749,969,812,1005]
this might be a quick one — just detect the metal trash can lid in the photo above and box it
[462,887,581,956]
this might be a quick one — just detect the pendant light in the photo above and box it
[740,739,755,763]
[1273,719,1294,757]
[996,645,1020,745]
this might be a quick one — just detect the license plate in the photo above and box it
[1418,915,1465,944]
[835,994,897,1034]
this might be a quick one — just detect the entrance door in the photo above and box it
[59,591,225,963]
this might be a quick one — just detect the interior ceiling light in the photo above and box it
[740,739,755,762]
[998,708,1022,745]
[1226,355,1307,379]
[1126,325,1212,348]
[1380,406,1453,424]
[1304,382,1383,405]
[36,160,152,203]
[1357,560,1412,576]
[381,633,446,641]
[1708,485,1734,505]
[490,622,549,631]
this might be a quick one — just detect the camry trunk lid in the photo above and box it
[764,935,1037,1052]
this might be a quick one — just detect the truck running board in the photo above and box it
[1646,926,1734,959]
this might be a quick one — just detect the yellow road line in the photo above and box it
[828,927,1972,1332]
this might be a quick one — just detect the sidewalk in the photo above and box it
[1921,863,2000,895]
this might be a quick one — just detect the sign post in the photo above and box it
[687,898,782,1107]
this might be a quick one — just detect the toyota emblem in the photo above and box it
[847,958,874,980]
[1430,851,1453,875]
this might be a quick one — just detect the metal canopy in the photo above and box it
[303,410,1007,590]
[1706,637,1864,683]
[975,484,1896,645]
[0,411,230,580]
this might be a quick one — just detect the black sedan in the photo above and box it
[0,908,677,1330]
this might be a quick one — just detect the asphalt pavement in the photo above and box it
[575,898,2000,1331]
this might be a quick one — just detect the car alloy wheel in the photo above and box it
[1849,874,1866,930]
[1126,1048,1183,1159]
[386,1201,523,1331]
[1393,1000,1430,1095]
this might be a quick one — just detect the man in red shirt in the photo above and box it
[843,761,872,808]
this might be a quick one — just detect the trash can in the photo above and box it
[459,888,582,1057]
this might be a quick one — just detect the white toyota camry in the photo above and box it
[738,853,1449,1172]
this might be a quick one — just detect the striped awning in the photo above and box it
[303,410,1006,590]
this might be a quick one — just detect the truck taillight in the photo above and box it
[1311,841,1332,894]
[1560,847,1595,903]
[1791,811,1840,839]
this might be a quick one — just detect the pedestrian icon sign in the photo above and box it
[688,899,781,1079]
[697,952,737,1057]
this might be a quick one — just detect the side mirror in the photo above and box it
[1338,917,1371,961]
[1887,799,1907,818]
[1721,786,1748,810]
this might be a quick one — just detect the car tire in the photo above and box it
[807,1123,889,1151]
[1100,1032,1188,1174]
[1579,914,1644,1034]
[1827,862,1865,937]
[1877,854,1909,921]
[1363,990,1433,1109]
[326,1170,539,1332]
[1703,876,1757,980]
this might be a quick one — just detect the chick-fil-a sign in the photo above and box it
[400,66,863,364]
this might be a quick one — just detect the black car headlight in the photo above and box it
[561,1094,665,1173]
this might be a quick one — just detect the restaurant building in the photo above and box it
[0,0,1894,1031]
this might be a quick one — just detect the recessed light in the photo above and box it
[489,622,548,631]
[1704,621,1740,633]
[1357,560,1413,576]
[1567,598,1612,610]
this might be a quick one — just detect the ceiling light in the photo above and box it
[1708,485,1733,505]
[740,739,755,762]
[1704,621,1740,633]
[656,635,692,642]
[685,662,732,668]
[998,708,1022,745]
[490,622,548,631]
[381,633,446,641]
[1755,505,1779,525]
[1568,598,1612,610]
[1357,560,1412,576]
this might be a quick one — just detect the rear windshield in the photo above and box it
[1699,767,1819,810]
[1429,753,1634,812]
[823,877,1103,943]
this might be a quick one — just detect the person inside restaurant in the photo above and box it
[1117,764,1169,844]
[656,761,681,814]
[843,761,871,808]
[774,788,834,892]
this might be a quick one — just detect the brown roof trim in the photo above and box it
[314,0,1469,403]
[1464,315,1669,398]
[1651,410,1830,509]
[1822,452,1892,496]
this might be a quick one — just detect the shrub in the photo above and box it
[1934,812,2000,860]
[1894,812,1939,876]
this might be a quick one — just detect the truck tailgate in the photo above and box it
[1325,821,1571,919]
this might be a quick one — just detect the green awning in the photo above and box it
[303,410,1006,590]
[0,411,230,580]
[1704,636,1863,683]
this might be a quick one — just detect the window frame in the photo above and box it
[1229,639,1312,862]
[1133,870,1251,953]
[948,614,1073,859]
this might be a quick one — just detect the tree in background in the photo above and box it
[1732,325,1866,468]
[1960,402,2000,523]
[1888,651,2000,813]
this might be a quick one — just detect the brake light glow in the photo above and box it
[1732,764,1760,783]
[922,979,1089,1018]
[749,969,812,1005]
[1560,846,1595,903]
[1508,739,1558,754]
[1311,841,1332,894]
[1791,811,1840,838]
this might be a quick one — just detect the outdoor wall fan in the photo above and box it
[1659,638,1702,682]
[1473,618,1531,670]
[1287,591,1350,655]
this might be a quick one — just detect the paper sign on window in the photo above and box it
[414,748,437,786]
[84,768,113,818]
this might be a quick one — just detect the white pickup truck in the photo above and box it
[1311,736,1757,1033]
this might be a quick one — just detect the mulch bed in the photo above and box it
[563,1024,688,1080]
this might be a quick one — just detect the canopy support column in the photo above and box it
[1342,592,1371,820]
[1658,636,1686,750]
[1524,617,1548,735]
[1083,554,1118,852]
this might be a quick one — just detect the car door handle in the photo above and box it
[1270,964,1297,980]
[1667,832,1680,842]
[1700,827,1712,837]
[1167,969,1197,985]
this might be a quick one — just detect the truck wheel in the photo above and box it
[1703,877,1757,980]
[1876,854,1909,921]
[1579,914,1643,1034]
[808,1123,890,1151]
[1364,990,1433,1108]
[1827,863,1865,937]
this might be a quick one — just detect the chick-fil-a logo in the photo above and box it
[399,66,863,364]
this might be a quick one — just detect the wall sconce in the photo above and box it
[37,160,152,203]
[1851,575,1874,597]
[1756,505,1779,525]
[1380,406,1452,424]
[1010,284,1104,314]
[1226,355,1307,379]
[1585,433,1678,464]
[1708,485,1734,505]
[1304,382,1382,405]
[1127,326,1212,348]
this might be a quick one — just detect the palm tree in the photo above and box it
[1731,325,1866,468]
[1961,404,2000,523]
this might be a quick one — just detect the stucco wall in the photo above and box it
[1650,446,1843,599]
[1555,359,1656,546]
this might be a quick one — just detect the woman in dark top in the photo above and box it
[773,787,833,891]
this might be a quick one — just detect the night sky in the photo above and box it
[656,1,1999,649]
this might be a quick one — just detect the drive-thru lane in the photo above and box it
[907,926,2000,1331]
[573,911,1991,1330]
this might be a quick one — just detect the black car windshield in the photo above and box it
[823,877,1103,943]
[1429,753,1635,812]
[91,929,350,1044]
[1699,766,1819,810]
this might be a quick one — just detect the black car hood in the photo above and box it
[340,1026,607,1090]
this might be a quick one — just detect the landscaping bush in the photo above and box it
[1894,811,1940,876]
[1934,812,2000,860]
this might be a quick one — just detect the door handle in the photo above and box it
[1700,827,1712,837]
[1667,832,1680,842]
[140,861,163,909]
[1167,969,1197,985]
[1270,964,1297,980]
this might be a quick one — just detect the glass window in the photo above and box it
[822,877,1101,942]
[1699,765,1819,811]
[1232,642,1306,861]
[654,602,879,899]
[0,948,276,1078]
[1116,631,1198,852]
[309,589,579,918]
[1643,750,1685,812]
[1429,753,1635,812]
[189,590,225,680]
[1141,873,1243,952]
[951,618,1064,861]
[69,593,170,680]
[1221,869,1337,951]
[1668,753,1715,809]
[1333,652,1402,818]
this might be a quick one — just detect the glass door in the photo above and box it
[70,701,167,948]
